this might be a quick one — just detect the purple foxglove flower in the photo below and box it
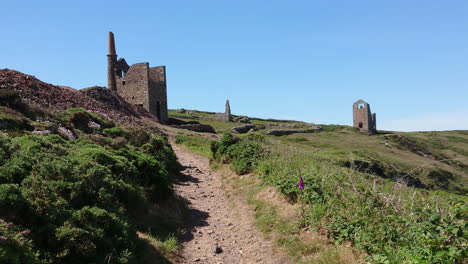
[297,176,304,190]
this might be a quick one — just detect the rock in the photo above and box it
[214,245,223,254]
[194,258,200,262]
[88,121,101,130]
[58,127,76,140]
[266,126,322,136]
[177,108,186,113]
[31,130,51,136]
[384,140,392,148]
[237,116,251,123]
[231,124,257,134]
[173,124,216,133]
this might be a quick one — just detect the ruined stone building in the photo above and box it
[107,32,168,123]
[213,99,232,122]
[353,99,377,134]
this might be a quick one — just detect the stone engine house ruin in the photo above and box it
[107,32,168,123]
[353,99,377,134]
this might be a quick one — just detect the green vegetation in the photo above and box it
[210,133,264,174]
[171,110,468,263]
[0,105,182,263]
[212,135,468,263]
[170,109,467,194]
[174,134,212,157]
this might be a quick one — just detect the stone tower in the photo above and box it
[353,99,377,134]
[106,32,168,124]
[225,100,232,121]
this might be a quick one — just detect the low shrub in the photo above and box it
[0,128,178,263]
[211,133,263,174]
[0,219,36,264]
[103,127,130,138]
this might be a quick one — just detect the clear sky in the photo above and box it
[1,0,467,131]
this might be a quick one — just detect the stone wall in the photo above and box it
[148,66,168,123]
[117,63,149,110]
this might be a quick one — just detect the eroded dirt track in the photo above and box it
[172,143,289,264]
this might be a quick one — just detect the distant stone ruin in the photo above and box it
[224,100,232,121]
[353,99,377,134]
[107,32,168,124]
[213,99,232,122]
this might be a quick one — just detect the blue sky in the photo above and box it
[1,0,467,131]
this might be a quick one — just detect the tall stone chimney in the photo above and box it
[107,32,117,91]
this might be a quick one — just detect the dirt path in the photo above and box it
[171,143,290,264]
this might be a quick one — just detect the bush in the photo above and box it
[211,133,263,174]
[55,206,137,263]
[0,128,179,263]
[103,127,130,138]
[127,129,151,147]
[0,219,36,264]
[0,184,29,223]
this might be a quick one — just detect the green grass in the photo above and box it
[221,164,362,263]
[208,132,467,264]
[139,232,179,257]
[175,134,213,157]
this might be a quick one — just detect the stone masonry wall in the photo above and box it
[117,63,149,110]
[148,66,168,123]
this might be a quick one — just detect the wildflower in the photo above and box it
[297,176,304,190]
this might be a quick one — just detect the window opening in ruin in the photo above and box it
[358,104,364,109]
[156,101,161,120]
[358,122,363,128]
[122,81,126,85]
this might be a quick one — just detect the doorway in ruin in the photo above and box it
[358,122,363,128]
[156,101,161,121]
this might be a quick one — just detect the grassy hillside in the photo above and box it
[171,109,468,263]
[170,109,467,195]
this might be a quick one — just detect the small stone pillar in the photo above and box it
[225,100,232,121]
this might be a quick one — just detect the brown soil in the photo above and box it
[171,142,290,264]
[0,69,159,128]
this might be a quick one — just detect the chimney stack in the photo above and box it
[107,32,117,91]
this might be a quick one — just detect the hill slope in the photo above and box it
[170,109,468,195]
[172,109,467,264]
